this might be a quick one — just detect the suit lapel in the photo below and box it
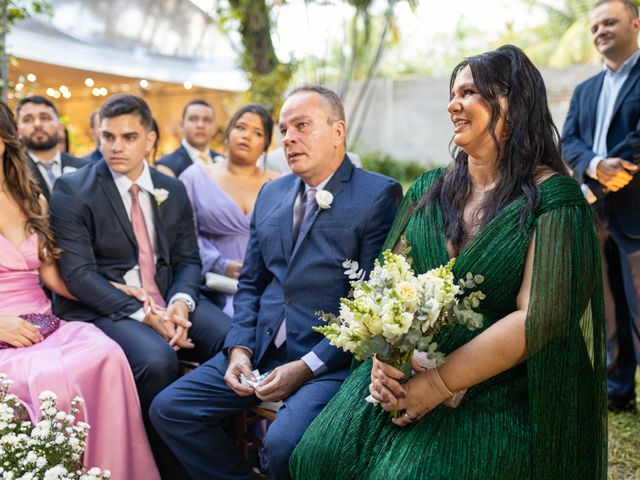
[60,152,71,169]
[289,156,354,264]
[149,170,170,262]
[281,176,302,259]
[586,72,606,144]
[26,154,50,200]
[611,61,640,122]
[96,161,136,246]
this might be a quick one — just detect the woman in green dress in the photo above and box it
[290,45,606,480]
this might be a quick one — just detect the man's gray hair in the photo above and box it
[286,84,345,124]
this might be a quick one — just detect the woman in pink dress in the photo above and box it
[0,100,160,479]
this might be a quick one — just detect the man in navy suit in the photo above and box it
[562,0,640,412]
[49,94,232,478]
[16,96,88,201]
[156,99,222,177]
[150,85,402,479]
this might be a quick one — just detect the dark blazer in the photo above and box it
[82,148,103,163]
[156,144,222,177]
[562,60,640,240]
[27,152,89,201]
[49,160,202,322]
[223,156,402,378]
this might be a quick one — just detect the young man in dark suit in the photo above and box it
[156,99,222,177]
[150,85,402,480]
[562,0,640,412]
[49,94,232,478]
[16,96,88,200]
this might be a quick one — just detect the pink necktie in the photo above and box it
[129,184,166,308]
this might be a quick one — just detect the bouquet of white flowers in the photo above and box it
[315,249,485,385]
[0,374,110,480]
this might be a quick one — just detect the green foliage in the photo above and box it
[360,152,434,187]
[247,62,293,116]
[496,0,602,67]
[0,1,53,97]
[213,0,292,115]
[2,0,52,27]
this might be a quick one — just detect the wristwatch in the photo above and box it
[174,296,196,313]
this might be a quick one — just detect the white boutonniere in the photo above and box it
[151,188,170,206]
[315,189,333,209]
[61,166,77,175]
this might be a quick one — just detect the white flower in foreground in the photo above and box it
[38,391,57,402]
[43,466,68,480]
[315,189,333,209]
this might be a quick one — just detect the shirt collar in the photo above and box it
[29,150,61,166]
[181,138,209,159]
[604,49,640,76]
[109,161,155,197]
[303,173,333,194]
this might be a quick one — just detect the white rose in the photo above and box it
[315,189,333,209]
[395,281,418,303]
[151,188,170,206]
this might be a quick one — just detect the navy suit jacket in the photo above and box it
[27,152,89,201]
[156,144,222,177]
[82,148,103,163]
[49,160,202,322]
[562,60,640,239]
[223,156,402,378]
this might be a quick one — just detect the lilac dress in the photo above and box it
[180,163,252,315]
[0,233,160,479]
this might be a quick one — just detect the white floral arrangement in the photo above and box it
[0,374,110,480]
[314,249,486,371]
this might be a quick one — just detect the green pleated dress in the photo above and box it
[290,169,607,480]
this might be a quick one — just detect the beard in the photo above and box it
[23,131,59,152]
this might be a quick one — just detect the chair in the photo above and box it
[179,361,279,462]
[235,403,281,460]
[178,360,199,375]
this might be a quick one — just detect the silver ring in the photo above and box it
[403,412,416,422]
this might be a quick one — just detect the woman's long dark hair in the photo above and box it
[422,44,569,249]
[0,100,61,259]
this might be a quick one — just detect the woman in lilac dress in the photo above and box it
[180,104,279,315]
[0,100,160,479]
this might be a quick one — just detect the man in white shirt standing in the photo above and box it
[16,96,88,200]
[562,0,640,413]
[156,99,223,177]
[49,94,231,479]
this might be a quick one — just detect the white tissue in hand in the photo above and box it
[239,369,270,388]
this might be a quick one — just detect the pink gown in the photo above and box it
[0,233,160,479]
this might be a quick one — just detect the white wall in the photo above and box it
[342,64,601,166]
